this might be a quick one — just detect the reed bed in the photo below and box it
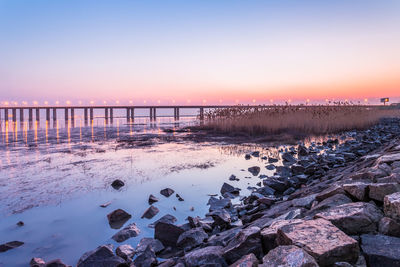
[201,104,400,136]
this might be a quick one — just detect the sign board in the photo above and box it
[380,98,389,105]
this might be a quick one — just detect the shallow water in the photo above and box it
[1,115,295,267]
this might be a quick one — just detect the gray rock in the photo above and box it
[154,222,185,247]
[261,245,318,267]
[221,182,240,195]
[291,194,317,209]
[177,227,208,250]
[266,164,276,170]
[111,179,124,189]
[369,183,400,202]
[44,259,70,267]
[0,241,24,253]
[379,217,400,237]
[308,194,352,216]
[141,206,159,219]
[282,152,296,163]
[77,244,125,267]
[184,246,228,267]
[384,192,400,221]
[207,227,243,247]
[261,219,304,252]
[343,183,369,201]
[229,253,258,267]
[277,219,359,266]
[148,214,177,228]
[315,202,383,235]
[135,237,165,255]
[160,188,175,197]
[223,226,262,264]
[248,166,261,176]
[30,258,45,267]
[111,223,141,242]
[116,244,135,260]
[208,209,231,227]
[133,245,157,267]
[315,185,346,202]
[361,234,400,267]
[208,197,232,212]
[107,209,132,229]
[148,194,159,205]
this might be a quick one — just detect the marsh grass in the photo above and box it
[201,104,400,136]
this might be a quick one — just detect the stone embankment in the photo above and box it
[29,119,400,267]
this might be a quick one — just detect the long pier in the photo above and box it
[0,104,381,123]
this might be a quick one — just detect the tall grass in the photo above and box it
[201,104,400,136]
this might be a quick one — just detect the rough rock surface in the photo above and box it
[116,244,135,260]
[384,192,400,221]
[361,234,400,267]
[369,183,400,202]
[378,217,400,237]
[141,205,160,219]
[107,209,132,229]
[315,202,383,235]
[77,244,125,267]
[229,253,258,267]
[136,237,165,254]
[260,245,319,267]
[277,219,359,266]
[177,227,208,250]
[160,188,175,197]
[154,222,185,247]
[184,246,228,267]
[0,241,24,252]
[111,223,141,242]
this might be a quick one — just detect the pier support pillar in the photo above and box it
[90,108,94,121]
[65,108,68,121]
[53,108,57,121]
[105,108,109,122]
[4,109,8,121]
[20,108,24,122]
[153,108,156,121]
[71,108,74,121]
[29,109,33,122]
[150,108,153,121]
[126,108,130,121]
[84,108,88,123]
[36,108,40,121]
[12,108,17,122]
[46,108,50,121]
[176,108,180,120]
[110,108,113,123]
[200,107,204,121]
[130,108,134,121]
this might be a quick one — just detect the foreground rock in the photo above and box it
[384,192,400,221]
[111,179,125,189]
[77,244,125,267]
[116,244,135,260]
[361,234,400,266]
[379,217,400,237]
[277,219,359,266]
[155,221,185,247]
[184,246,228,267]
[136,237,165,254]
[160,188,175,197]
[30,258,46,267]
[177,227,208,251]
[107,209,132,229]
[43,259,71,267]
[315,202,383,235]
[111,223,140,242]
[261,245,318,267]
[141,205,159,219]
[229,253,258,267]
[0,241,24,252]
[148,194,159,205]
[148,214,177,228]
[133,246,157,267]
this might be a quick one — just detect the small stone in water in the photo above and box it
[16,221,24,226]
[141,206,159,219]
[190,207,195,211]
[160,188,175,197]
[0,241,24,253]
[100,202,111,208]
[111,179,125,189]
[176,194,184,201]
[148,194,159,205]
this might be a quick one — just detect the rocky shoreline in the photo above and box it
[20,118,400,266]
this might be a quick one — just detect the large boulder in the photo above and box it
[111,223,140,242]
[184,246,228,267]
[77,244,125,267]
[223,226,262,264]
[177,227,208,251]
[315,185,346,202]
[307,194,352,217]
[208,197,232,212]
[107,209,131,229]
[261,219,304,252]
[315,202,383,235]
[208,209,231,227]
[154,222,185,247]
[136,237,165,255]
[229,253,258,267]
[342,183,369,201]
[276,219,359,266]
[132,245,157,267]
[115,244,135,260]
[207,227,243,247]
[369,183,400,202]
[260,245,318,267]
[384,192,400,221]
[378,217,400,237]
[361,234,400,266]
[221,183,240,196]
[148,214,177,228]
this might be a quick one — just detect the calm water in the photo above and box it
[0,114,321,266]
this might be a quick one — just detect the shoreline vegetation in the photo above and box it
[199,104,400,138]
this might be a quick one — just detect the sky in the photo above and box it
[0,0,400,105]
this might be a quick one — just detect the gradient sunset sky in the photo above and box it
[1,0,399,105]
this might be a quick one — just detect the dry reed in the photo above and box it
[202,104,400,136]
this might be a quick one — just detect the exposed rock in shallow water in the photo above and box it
[148,214,177,228]
[177,227,208,251]
[116,244,135,260]
[184,246,228,267]
[208,209,231,227]
[148,194,159,205]
[260,245,318,267]
[30,257,45,267]
[136,237,165,254]
[133,245,157,267]
[111,179,124,189]
[43,259,70,267]
[207,196,232,212]
[315,202,383,235]
[154,221,185,247]
[248,166,261,176]
[141,205,159,219]
[361,234,400,267]
[160,188,175,197]
[77,244,125,267]
[111,223,141,242]
[107,209,132,229]
[277,219,359,266]
[223,226,262,264]
[0,241,24,253]
[221,182,240,196]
